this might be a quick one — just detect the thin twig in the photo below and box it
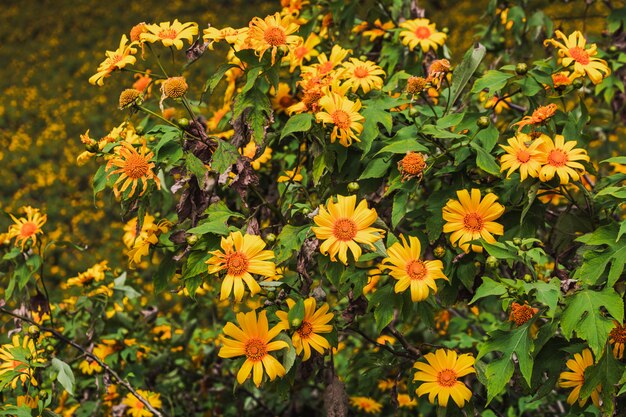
[0,308,168,417]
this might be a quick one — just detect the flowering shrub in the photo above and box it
[2,1,626,416]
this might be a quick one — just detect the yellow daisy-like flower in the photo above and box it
[16,395,38,408]
[7,206,47,250]
[303,44,351,78]
[609,321,626,359]
[277,168,303,183]
[276,298,334,361]
[413,349,475,408]
[362,19,395,42]
[206,231,276,302]
[270,83,298,114]
[127,220,171,269]
[122,390,162,417]
[286,33,320,71]
[399,18,447,53]
[340,58,385,94]
[558,349,601,407]
[544,30,610,85]
[398,393,418,408]
[247,12,301,64]
[0,335,43,389]
[67,261,109,287]
[203,27,249,50]
[538,135,589,185]
[382,235,448,302]
[89,35,137,86]
[106,140,161,199]
[240,141,273,170]
[219,310,289,387]
[442,189,505,253]
[123,215,156,249]
[499,133,546,181]
[312,195,384,264]
[141,20,198,50]
[349,396,383,414]
[316,92,364,147]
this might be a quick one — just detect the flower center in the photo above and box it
[123,154,150,179]
[547,149,568,167]
[134,400,145,409]
[331,110,351,130]
[610,323,626,343]
[437,369,457,387]
[401,152,426,175]
[20,222,38,238]
[318,61,334,75]
[406,260,427,280]
[107,55,124,70]
[158,29,179,40]
[463,213,484,232]
[225,252,249,276]
[569,46,590,65]
[516,149,531,163]
[244,338,267,361]
[353,66,369,78]
[414,26,432,39]
[297,321,313,338]
[264,27,287,46]
[333,218,357,241]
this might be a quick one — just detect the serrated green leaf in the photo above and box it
[275,225,310,264]
[211,140,239,174]
[471,70,515,97]
[470,277,507,304]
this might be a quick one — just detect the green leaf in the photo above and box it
[471,142,501,176]
[374,139,428,156]
[154,255,177,294]
[288,299,305,325]
[371,286,395,334]
[483,356,515,404]
[275,225,310,264]
[185,153,208,188]
[581,346,624,415]
[478,319,537,402]
[281,113,313,140]
[211,139,239,174]
[561,287,624,357]
[421,124,465,139]
[574,224,626,287]
[92,165,107,202]
[471,70,515,97]
[449,43,486,107]
[391,192,408,229]
[186,201,245,236]
[202,63,238,96]
[482,241,523,262]
[51,358,75,395]
[522,278,560,318]
[470,277,507,304]
[358,95,399,155]
[359,158,390,180]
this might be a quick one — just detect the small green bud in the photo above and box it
[523,273,533,282]
[186,234,199,246]
[46,344,55,353]
[486,256,498,268]
[267,291,276,301]
[515,63,528,75]
[477,116,490,129]
[572,78,584,89]
[265,233,277,244]
[177,118,189,127]
[609,45,618,53]
[301,207,311,216]
[347,182,360,194]
[433,246,446,259]
[512,237,523,246]
[28,325,40,338]
[442,27,449,34]
[359,55,368,62]
[409,107,420,118]
[291,318,302,328]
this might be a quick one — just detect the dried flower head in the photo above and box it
[399,152,427,181]
[406,76,428,95]
[509,302,538,326]
[161,76,188,99]
[119,89,142,109]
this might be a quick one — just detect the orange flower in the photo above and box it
[106,140,160,198]
[511,104,558,132]
[508,302,539,326]
[7,206,47,250]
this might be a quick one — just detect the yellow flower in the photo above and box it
[219,310,289,387]
[270,83,298,114]
[123,215,156,249]
[277,168,303,183]
[67,261,109,287]
[122,390,162,417]
[206,231,276,302]
[316,92,364,147]
[609,321,626,359]
[362,19,395,42]
[538,135,589,184]
[512,103,558,132]
[312,195,384,264]
[340,58,385,94]
[127,220,171,269]
[141,20,198,50]
[303,44,351,78]
[286,33,320,71]
[78,342,115,375]
[7,206,47,250]
[399,18,447,52]
[499,133,545,181]
[413,349,475,408]
[203,27,249,50]
[382,235,448,302]
[398,393,418,408]
[16,395,38,408]
[544,30,610,85]
[89,35,137,86]
[442,189,505,253]
[558,349,601,407]
[247,12,301,64]
[349,396,382,414]
[0,335,43,389]
[363,267,382,295]
[276,298,334,361]
[240,142,273,170]
[106,140,161,199]
[549,71,577,89]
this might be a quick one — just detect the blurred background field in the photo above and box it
[0,0,615,280]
